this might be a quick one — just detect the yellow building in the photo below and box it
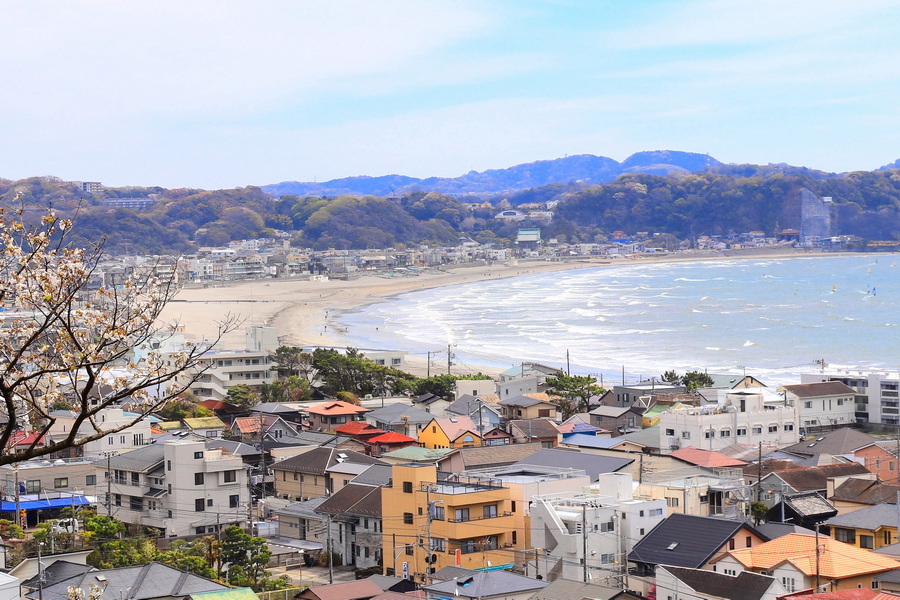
[382,463,518,580]
[417,417,482,449]
[825,504,899,550]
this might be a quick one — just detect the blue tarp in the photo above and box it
[1,497,90,511]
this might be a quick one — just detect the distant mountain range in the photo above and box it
[261,150,724,198]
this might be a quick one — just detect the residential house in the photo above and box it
[437,443,544,473]
[712,533,900,593]
[765,491,837,530]
[272,447,385,501]
[628,513,768,576]
[230,414,298,442]
[758,463,873,508]
[379,446,457,466]
[418,417,482,449]
[46,407,151,458]
[422,570,548,600]
[590,406,644,435]
[609,381,685,408]
[381,463,517,579]
[658,390,799,452]
[483,427,515,446]
[411,393,452,417]
[498,395,560,421]
[454,379,497,400]
[367,432,417,457]
[824,503,900,549]
[511,448,634,483]
[799,368,900,425]
[781,428,877,461]
[779,382,858,432]
[250,402,308,429]
[296,579,383,600]
[655,566,786,600]
[529,472,666,582]
[828,478,900,516]
[851,442,900,485]
[307,401,371,432]
[98,439,248,536]
[526,578,622,600]
[447,395,503,433]
[183,416,228,439]
[365,404,433,436]
[507,419,560,447]
[636,467,752,518]
[272,496,327,547]
[705,374,768,390]
[668,447,748,470]
[25,562,228,600]
[334,421,388,445]
[316,483,383,570]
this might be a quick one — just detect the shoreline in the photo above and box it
[159,248,866,377]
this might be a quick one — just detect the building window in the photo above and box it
[782,578,796,592]
[207,498,213,507]
[167,460,172,471]
[768,424,778,433]
[600,553,615,564]
[681,432,691,439]
[784,423,795,431]
[665,428,675,436]
[403,513,413,524]
[86,475,96,486]
[195,473,205,485]
[886,531,893,545]
[431,537,446,552]
[746,536,752,548]
[752,426,762,434]
[650,508,663,516]
[705,430,715,439]
[721,429,731,438]
[834,528,856,544]
[804,401,812,409]
[860,535,874,549]
[729,539,735,550]
[483,504,498,519]
[54,478,69,488]
[666,497,679,508]
[194,451,204,459]
[224,470,237,483]
[600,520,615,532]
[402,481,413,493]
[230,494,240,508]
[737,427,747,436]
[26,480,41,493]
[195,498,206,512]
[405,545,414,556]
[455,508,470,522]
[130,496,143,511]
[114,494,121,506]
[433,505,445,520]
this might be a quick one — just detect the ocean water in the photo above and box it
[338,255,900,385]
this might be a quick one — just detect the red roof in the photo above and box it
[8,431,47,447]
[368,431,417,444]
[335,422,385,437]
[670,446,748,468]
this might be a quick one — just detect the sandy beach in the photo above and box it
[159,247,831,377]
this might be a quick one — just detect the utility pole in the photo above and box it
[815,522,821,593]
[447,345,451,375]
[566,350,570,376]
[582,504,588,583]
[13,466,21,530]
[757,441,763,502]
[426,351,431,378]
[104,452,115,517]
[425,486,433,586]
[326,515,334,584]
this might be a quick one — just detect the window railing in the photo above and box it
[447,511,512,523]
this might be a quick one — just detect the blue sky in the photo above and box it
[3,0,900,189]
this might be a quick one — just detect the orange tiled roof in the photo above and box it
[726,533,899,579]
[307,401,370,416]
[670,446,748,468]
[334,421,384,436]
[369,431,416,444]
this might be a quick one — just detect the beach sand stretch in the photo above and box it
[158,247,837,377]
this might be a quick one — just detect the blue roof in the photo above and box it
[560,433,621,449]
[2,496,91,511]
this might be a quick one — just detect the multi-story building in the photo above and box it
[381,464,518,580]
[801,368,900,425]
[47,407,152,458]
[187,326,278,400]
[658,389,798,452]
[779,381,857,431]
[529,472,667,582]
[306,401,370,432]
[98,439,248,537]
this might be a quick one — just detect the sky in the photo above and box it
[4,0,900,189]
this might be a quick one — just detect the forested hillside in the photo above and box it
[3,162,900,253]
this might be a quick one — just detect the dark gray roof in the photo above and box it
[365,575,404,591]
[827,503,900,530]
[628,513,763,569]
[658,566,777,600]
[316,483,381,518]
[509,419,559,439]
[101,443,165,472]
[431,566,479,582]
[21,560,94,589]
[454,442,544,469]
[873,569,900,583]
[499,395,548,407]
[273,497,328,519]
[447,395,500,416]
[782,491,837,519]
[205,438,262,457]
[32,562,226,600]
[513,448,633,482]
[780,428,877,458]
[271,431,354,448]
[366,403,434,424]
[753,522,816,539]
[352,464,393,486]
[274,447,384,475]
[528,578,620,600]
[615,426,661,448]
[424,570,548,599]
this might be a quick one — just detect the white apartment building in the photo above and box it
[778,381,857,431]
[100,439,248,537]
[659,389,799,452]
[187,326,278,400]
[529,472,667,583]
[48,407,152,458]
[801,368,900,425]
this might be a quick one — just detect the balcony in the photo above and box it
[447,511,513,523]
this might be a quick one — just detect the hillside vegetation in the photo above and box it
[3,160,900,253]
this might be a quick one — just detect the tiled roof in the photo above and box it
[335,421,385,436]
[527,578,620,600]
[772,462,871,491]
[629,513,761,569]
[784,590,900,600]
[781,491,836,519]
[423,570,548,598]
[426,416,479,441]
[274,447,385,475]
[509,418,559,439]
[669,447,748,468]
[514,448,633,482]
[316,483,382,518]
[380,446,456,462]
[499,395,548,408]
[365,403,433,424]
[658,566,777,600]
[37,562,227,600]
[830,479,900,505]
[726,533,900,578]
[454,442,544,469]
[782,382,857,398]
